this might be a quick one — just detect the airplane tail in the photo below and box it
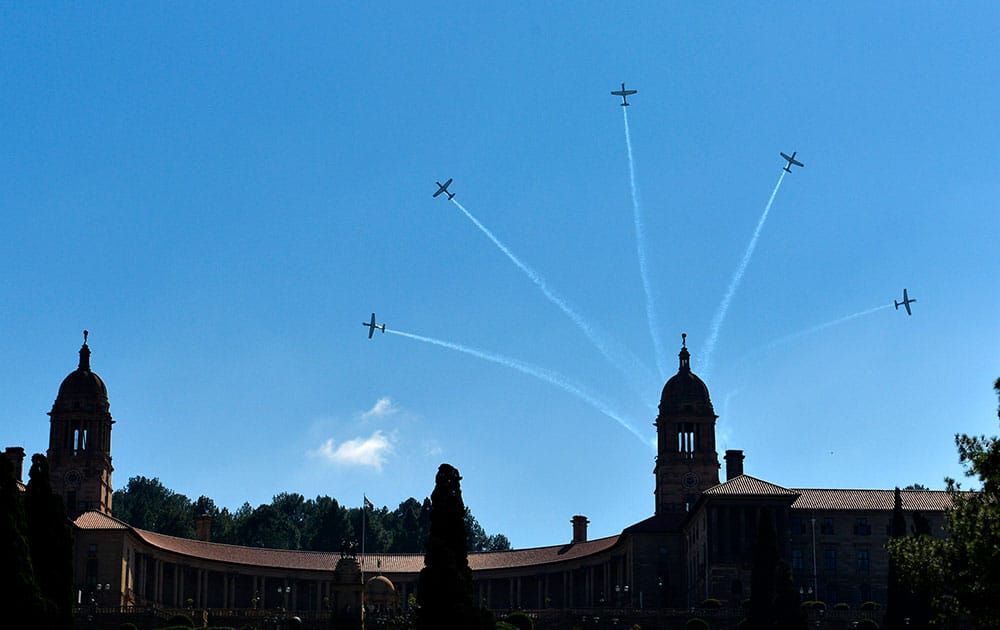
[894,301,900,309]
[379,325,386,333]
[447,193,455,200]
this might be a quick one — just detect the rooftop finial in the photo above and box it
[678,333,691,372]
[79,331,92,371]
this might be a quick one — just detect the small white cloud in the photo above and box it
[309,430,394,470]
[422,440,444,457]
[360,397,398,420]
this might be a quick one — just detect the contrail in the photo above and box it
[623,107,668,380]
[449,197,660,402]
[388,328,652,448]
[755,304,893,355]
[702,169,787,378]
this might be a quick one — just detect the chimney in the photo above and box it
[4,447,26,482]
[725,449,745,481]
[195,514,213,542]
[571,515,589,544]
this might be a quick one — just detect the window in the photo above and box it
[790,517,805,535]
[677,423,696,459]
[792,549,804,570]
[854,517,871,536]
[856,549,870,574]
[821,517,834,535]
[823,548,837,572]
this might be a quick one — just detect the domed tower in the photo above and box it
[46,331,115,517]
[653,335,720,514]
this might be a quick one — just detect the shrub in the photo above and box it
[495,623,518,630]
[855,620,879,629]
[860,601,881,611]
[700,598,722,609]
[505,611,533,630]
[686,619,710,630]
[800,600,826,610]
[120,624,138,630]
[163,614,194,628]
[833,602,849,610]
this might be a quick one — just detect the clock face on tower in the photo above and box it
[681,471,700,489]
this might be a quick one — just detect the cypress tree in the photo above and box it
[748,509,779,630]
[886,487,908,629]
[416,464,488,629]
[25,454,75,629]
[0,454,49,624]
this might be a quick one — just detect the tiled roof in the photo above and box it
[74,511,130,529]
[76,511,620,575]
[622,513,687,534]
[703,475,799,497]
[792,488,953,511]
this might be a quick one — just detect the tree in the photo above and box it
[237,504,300,549]
[112,476,194,538]
[25,454,73,630]
[0,455,48,624]
[309,497,353,551]
[748,509,778,629]
[417,464,490,630]
[486,533,512,551]
[886,488,908,630]
[890,377,1000,628]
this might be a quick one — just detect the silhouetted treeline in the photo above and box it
[112,476,511,553]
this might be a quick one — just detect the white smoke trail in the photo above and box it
[449,197,659,402]
[701,169,787,378]
[623,107,668,380]
[388,328,652,448]
[754,304,893,355]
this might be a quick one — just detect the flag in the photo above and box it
[364,495,374,510]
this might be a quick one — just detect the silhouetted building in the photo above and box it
[7,335,953,614]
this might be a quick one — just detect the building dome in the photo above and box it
[659,335,714,415]
[55,332,108,403]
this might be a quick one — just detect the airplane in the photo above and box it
[894,289,916,316]
[362,312,386,338]
[433,178,455,200]
[611,83,637,106]
[780,151,804,173]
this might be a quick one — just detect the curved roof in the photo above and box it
[73,511,621,575]
[55,342,108,402]
[659,343,715,415]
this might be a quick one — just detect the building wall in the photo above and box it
[788,508,947,607]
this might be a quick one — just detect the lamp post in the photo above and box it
[277,585,292,612]
[810,516,818,598]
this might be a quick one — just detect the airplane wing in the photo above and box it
[904,303,912,316]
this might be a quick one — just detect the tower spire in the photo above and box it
[678,333,691,372]
[79,330,91,371]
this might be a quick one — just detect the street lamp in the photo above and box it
[277,585,292,615]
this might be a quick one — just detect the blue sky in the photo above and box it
[3,4,998,549]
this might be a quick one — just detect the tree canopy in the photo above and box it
[890,377,1000,628]
[111,475,511,554]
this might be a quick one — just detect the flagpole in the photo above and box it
[361,494,368,619]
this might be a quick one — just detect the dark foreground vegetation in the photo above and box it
[112,476,510,553]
